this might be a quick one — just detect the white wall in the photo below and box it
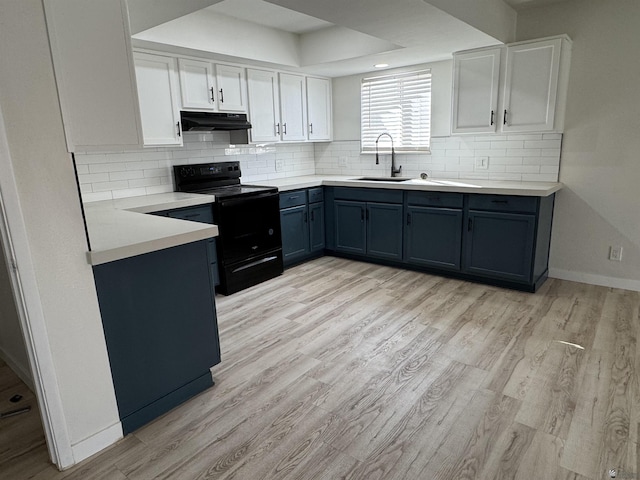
[133,9,301,67]
[0,239,32,387]
[0,0,121,460]
[517,0,640,290]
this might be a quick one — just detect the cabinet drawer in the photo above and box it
[333,187,403,204]
[308,187,324,204]
[167,205,214,224]
[406,191,463,209]
[468,195,538,213]
[279,190,307,208]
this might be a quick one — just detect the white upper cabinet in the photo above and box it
[246,69,281,143]
[279,73,307,142]
[452,48,501,134]
[43,0,143,152]
[134,53,183,147]
[452,36,571,135]
[178,59,216,111]
[502,38,563,132]
[178,60,247,113]
[216,64,247,112]
[306,77,332,141]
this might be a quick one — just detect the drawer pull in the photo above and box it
[468,218,473,231]
[491,200,509,204]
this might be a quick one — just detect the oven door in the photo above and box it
[215,192,282,263]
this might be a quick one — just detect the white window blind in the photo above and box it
[361,69,431,153]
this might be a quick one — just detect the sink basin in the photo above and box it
[352,177,412,182]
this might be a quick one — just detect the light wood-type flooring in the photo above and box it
[4,257,640,479]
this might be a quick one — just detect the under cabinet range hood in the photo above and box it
[180,112,252,131]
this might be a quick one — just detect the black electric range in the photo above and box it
[174,161,283,295]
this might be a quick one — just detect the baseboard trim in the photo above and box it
[70,421,123,465]
[0,346,34,391]
[549,268,640,292]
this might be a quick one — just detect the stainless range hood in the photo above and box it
[180,111,252,144]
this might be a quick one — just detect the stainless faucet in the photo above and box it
[375,133,402,177]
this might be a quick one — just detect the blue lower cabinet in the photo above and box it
[464,210,536,283]
[334,200,367,255]
[405,206,463,270]
[366,202,403,260]
[93,240,220,434]
[309,202,325,253]
[281,204,311,265]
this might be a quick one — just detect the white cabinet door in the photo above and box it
[247,69,280,143]
[279,73,307,142]
[43,0,143,152]
[216,64,247,112]
[178,59,216,111]
[451,48,501,134]
[134,53,183,146]
[502,38,562,132]
[306,77,332,141]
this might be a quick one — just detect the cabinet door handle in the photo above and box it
[366,208,369,221]
[219,88,224,103]
[490,110,495,126]
[503,109,508,125]
[283,123,287,135]
[468,218,473,231]
[276,123,280,135]
[310,210,314,221]
[407,213,412,225]
[288,195,299,200]
[176,122,181,137]
[210,87,215,103]
[309,123,313,134]
[360,208,365,222]
[304,211,308,223]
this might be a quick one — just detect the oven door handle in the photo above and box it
[231,256,279,274]
[217,191,278,207]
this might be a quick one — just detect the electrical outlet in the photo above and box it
[475,156,489,170]
[339,156,348,168]
[609,245,623,262]
[275,159,284,172]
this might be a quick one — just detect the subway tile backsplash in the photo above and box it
[76,132,561,202]
[76,131,316,202]
[314,133,562,182]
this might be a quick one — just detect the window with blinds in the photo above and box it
[361,69,431,153]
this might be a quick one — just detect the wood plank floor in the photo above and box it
[5,257,640,479]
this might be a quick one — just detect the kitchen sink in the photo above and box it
[352,177,412,182]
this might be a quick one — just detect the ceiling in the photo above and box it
[128,0,563,77]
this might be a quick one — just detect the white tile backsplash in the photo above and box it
[76,131,316,202]
[313,134,561,182]
[76,132,562,202]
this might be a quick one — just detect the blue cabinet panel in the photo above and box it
[367,202,403,260]
[309,202,325,253]
[280,204,310,265]
[93,240,220,434]
[464,210,536,282]
[335,200,366,255]
[467,195,538,213]
[405,206,463,270]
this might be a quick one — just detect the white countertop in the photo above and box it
[84,193,218,266]
[84,176,562,266]
[259,175,562,197]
